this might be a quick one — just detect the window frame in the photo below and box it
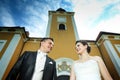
[0,40,7,52]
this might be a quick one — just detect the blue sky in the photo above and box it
[0,0,120,40]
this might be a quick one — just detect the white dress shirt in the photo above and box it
[32,50,47,80]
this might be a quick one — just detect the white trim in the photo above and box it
[46,14,52,37]
[57,16,66,23]
[114,44,120,53]
[104,40,120,76]
[55,57,74,76]
[0,34,21,79]
[71,16,79,40]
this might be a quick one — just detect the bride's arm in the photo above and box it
[96,56,113,80]
[70,64,76,80]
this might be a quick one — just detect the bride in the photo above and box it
[70,40,113,80]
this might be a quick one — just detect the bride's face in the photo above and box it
[75,42,87,55]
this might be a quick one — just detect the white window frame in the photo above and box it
[0,40,7,52]
[115,44,120,53]
[57,16,66,23]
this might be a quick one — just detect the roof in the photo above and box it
[96,31,120,41]
[56,8,66,12]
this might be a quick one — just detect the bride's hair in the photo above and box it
[75,40,91,53]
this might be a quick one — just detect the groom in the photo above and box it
[6,37,57,80]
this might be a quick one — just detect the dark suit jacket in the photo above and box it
[6,51,57,80]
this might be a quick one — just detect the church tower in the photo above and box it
[46,8,80,79]
[46,8,79,60]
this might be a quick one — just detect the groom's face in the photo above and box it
[41,39,54,53]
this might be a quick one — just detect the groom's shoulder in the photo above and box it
[21,51,37,56]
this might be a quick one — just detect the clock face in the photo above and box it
[57,16,66,23]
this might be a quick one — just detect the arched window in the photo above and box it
[59,24,66,30]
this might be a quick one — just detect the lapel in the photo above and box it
[44,56,50,70]
[31,51,37,67]
[42,56,53,80]
[44,56,53,71]
[29,52,37,76]
[21,51,37,80]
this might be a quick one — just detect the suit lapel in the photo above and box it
[44,56,50,70]
[29,52,37,78]
[31,52,37,65]
[42,56,53,80]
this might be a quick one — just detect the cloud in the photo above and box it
[21,1,51,37]
[72,0,120,40]
[0,0,120,40]
[21,0,73,37]
[96,14,120,32]
[92,1,120,27]
[0,7,15,26]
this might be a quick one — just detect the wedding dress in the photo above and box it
[73,60,101,80]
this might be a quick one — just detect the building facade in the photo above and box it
[0,8,120,80]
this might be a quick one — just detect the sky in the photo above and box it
[0,0,120,40]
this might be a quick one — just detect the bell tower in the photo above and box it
[46,8,79,60]
[46,8,79,79]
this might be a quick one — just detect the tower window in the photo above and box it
[59,24,66,30]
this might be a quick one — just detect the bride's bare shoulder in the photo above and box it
[72,60,80,65]
[90,56,102,62]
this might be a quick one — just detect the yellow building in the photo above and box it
[96,32,120,79]
[0,8,120,80]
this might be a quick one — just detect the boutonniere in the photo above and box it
[49,61,53,64]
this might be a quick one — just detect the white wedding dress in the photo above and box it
[73,60,101,80]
